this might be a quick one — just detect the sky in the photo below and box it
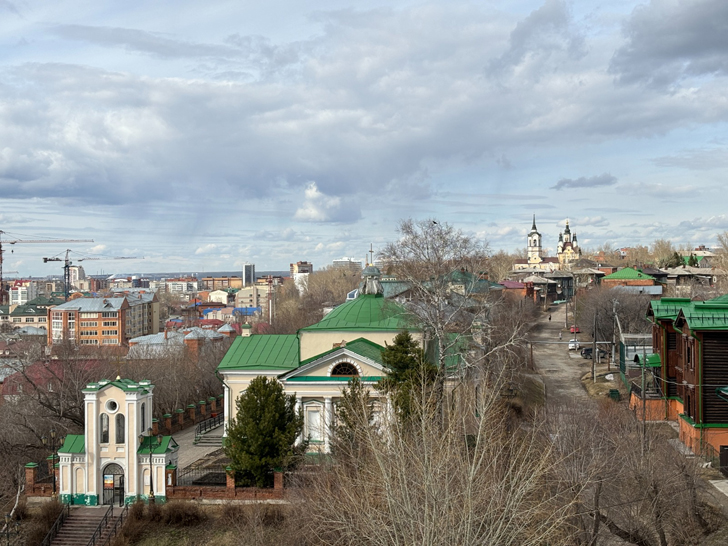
[1,0,728,277]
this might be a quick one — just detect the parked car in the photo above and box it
[570,325,580,333]
[568,339,580,350]
[580,347,607,360]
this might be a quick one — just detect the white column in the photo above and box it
[324,397,332,453]
[295,397,303,445]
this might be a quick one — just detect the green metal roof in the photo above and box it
[300,294,416,332]
[298,337,385,367]
[137,435,178,455]
[59,435,85,454]
[83,378,153,394]
[217,334,299,371]
[649,298,693,321]
[603,267,655,281]
[676,302,728,331]
[285,376,383,382]
[634,353,661,367]
[709,294,728,303]
[717,387,728,404]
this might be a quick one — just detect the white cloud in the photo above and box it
[194,244,218,255]
[293,182,360,223]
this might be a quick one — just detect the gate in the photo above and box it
[102,463,125,506]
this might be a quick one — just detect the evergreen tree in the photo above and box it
[331,377,375,461]
[378,330,436,419]
[224,376,306,487]
[688,253,699,267]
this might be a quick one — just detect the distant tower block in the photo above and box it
[242,263,255,287]
[290,261,313,276]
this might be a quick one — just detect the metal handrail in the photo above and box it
[195,411,224,438]
[100,503,129,546]
[40,503,70,546]
[85,504,113,546]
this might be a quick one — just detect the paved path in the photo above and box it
[172,424,224,470]
[529,302,592,407]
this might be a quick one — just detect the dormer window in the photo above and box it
[331,362,359,377]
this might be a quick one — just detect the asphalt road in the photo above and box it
[529,302,593,407]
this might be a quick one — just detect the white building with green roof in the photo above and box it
[56,378,178,506]
[217,266,421,452]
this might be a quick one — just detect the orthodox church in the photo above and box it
[56,378,179,505]
[556,220,581,266]
[217,265,420,453]
[513,216,581,271]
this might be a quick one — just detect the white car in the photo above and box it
[568,339,580,350]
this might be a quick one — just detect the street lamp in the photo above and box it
[139,429,163,504]
[41,428,61,497]
[5,513,20,545]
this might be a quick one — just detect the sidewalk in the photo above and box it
[172,424,224,470]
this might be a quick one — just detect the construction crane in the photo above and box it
[43,249,141,301]
[0,231,94,304]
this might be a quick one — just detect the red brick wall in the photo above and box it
[166,486,285,501]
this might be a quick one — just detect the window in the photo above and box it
[12,318,21,323]
[80,331,96,336]
[80,312,97,319]
[103,321,117,327]
[38,317,46,323]
[141,403,146,432]
[80,321,98,327]
[116,414,125,444]
[80,340,99,345]
[100,414,109,443]
[331,362,359,376]
[25,318,34,323]
[102,312,118,318]
[307,409,322,441]
[102,339,118,345]
[102,330,118,336]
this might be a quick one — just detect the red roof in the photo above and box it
[499,280,525,289]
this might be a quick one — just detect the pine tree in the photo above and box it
[331,377,375,461]
[379,330,436,419]
[224,376,306,487]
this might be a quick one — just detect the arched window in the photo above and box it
[100,413,109,443]
[331,362,359,377]
[115,414,125,444]
[141,403,146,432]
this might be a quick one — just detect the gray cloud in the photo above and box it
[653,147,728,170]
[611,0,728,86]
[0,3,726,224]
[552,173,617,190]
[489,0,584,74]
[51,25,241,59]
[0,1,19,15]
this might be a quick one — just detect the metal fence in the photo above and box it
[176,467,227,486]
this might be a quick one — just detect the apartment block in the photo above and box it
[48,293,159,347]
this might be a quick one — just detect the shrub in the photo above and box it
[25,500,64,545]
[129,500,145,521]
[161,501,206,526]
[147,501,162,522]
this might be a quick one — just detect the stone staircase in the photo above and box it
[194,425,224,447]
[51,506,119,546]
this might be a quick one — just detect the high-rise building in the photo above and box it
[332,257,363,274]
[290,261,313,276]
[242,263,256,287]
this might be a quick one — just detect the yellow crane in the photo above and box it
[0,231,94,304]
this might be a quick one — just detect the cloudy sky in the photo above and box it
[1,0,727,276]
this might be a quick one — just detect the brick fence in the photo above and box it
[155,394,224,436]
[166,470,285,501]
[25,463,55,497]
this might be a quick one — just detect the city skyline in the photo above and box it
[1,0,727,275]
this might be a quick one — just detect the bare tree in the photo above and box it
[297,372,576,545]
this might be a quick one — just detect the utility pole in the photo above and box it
[592,311,597,383]
[641,342,647,459]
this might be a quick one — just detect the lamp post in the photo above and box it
[139,429,163,504]
[4,513,20,545]
[41,428,60,498]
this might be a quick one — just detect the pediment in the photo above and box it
[280,346,384,382]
